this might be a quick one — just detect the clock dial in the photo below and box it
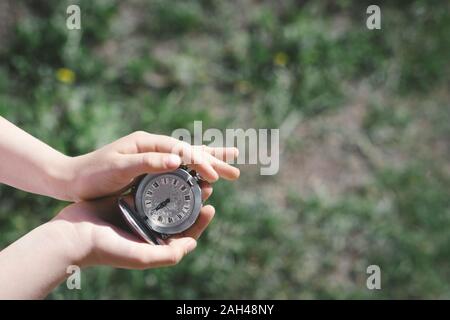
[133,168,202,238]
[141,173,194,227]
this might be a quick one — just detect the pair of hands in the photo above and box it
[0,117,240,298]
[48,131,240,269]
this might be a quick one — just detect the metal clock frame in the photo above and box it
[119,167,203,245]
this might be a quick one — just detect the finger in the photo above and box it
[116,152,181,179]
[145,238,197,268]
[204,146,239,163]
[186,145,239,181]
[174,145,239,182]
[156,140,219,182]
[100,225,197,269]
[120,132,180,154]
[182,205,215,240]
[204,152,240,180]
[124,132,238,164]
[125,133,238,182]
[200,181,213,201]
[164,205,215,244]
[174,144,220,183]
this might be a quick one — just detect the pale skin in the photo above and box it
[0,116,240,299]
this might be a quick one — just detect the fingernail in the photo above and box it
[166,154,181,167]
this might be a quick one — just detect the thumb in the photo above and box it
[117,152,181,178]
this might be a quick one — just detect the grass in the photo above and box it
[0,0,449,299]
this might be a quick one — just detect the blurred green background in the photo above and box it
[0,0,449,299]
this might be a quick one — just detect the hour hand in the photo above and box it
[153,198,170,212]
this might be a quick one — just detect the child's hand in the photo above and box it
[0,188,215,299]
[66,131,239,201]
[0,118,239,202]
[53,192,215,269]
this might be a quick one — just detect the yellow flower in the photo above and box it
[274,52,288,67]
[56,68,76,84]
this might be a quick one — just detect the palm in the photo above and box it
[54,185,214,269]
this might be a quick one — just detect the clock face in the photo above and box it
[140,173,195,228]
[135,168,202,235]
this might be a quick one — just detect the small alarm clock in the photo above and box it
[118,166,203,245]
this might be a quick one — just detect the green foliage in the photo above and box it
[0,0,449,299]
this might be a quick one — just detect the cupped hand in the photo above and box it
[52,181,215,269]
[66,131,239,201]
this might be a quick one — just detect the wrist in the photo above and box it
[42,220,88,267]
[0,220,87,299]
[44,216,92,268]
[45,154,77,202]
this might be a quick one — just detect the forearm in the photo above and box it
[0,220,83,299]
[0,116,74,201]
